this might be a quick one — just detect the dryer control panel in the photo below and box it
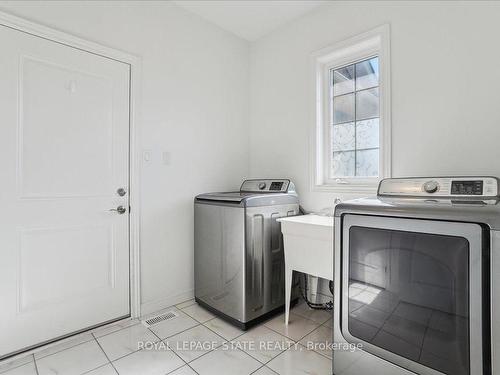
[378,177,499,198]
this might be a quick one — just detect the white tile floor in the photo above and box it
[0,299,332,375]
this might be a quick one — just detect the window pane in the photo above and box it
[356,57,379,90]
[333,122,355,151]
[356,119,379,149]
[356,88,379,120]
[333,65,354,96]
[329,56,381,179]
[356,149,379,176]
[332,151,355,177]
[333,93,354,124]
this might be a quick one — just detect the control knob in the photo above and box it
[423,180,439,193]
[258,182,267,190]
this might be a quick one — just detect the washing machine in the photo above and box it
[333,177,500,375]
[194,179,299,329]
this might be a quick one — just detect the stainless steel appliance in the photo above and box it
[194,179,299,329]
[333,177,500,375]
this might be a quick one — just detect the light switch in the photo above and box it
[143,150,152,164]
[162,151,171,165]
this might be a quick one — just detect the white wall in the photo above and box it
[0,1,250,313]
[249,1,500,212]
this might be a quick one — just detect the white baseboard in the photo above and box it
[140,289,194,317]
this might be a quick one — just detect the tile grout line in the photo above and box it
[96,318,202,366]
[92,319,141,339]
[32,354,40,375]
[0,356,36,374]
[250,364,280,375]
[0,359,31,375]
[33,335,98,362]
[299,321,334,353]
[150,320,204,343]
[231,327,295,367]
[202,323,247,342]
[289,309,329,324]
[262,320,333,361]
[175,300,197,310]
[248,365,266,375]
[296,319,334,360]
[21,319,141,366]
[148,328,191,375]
[182,312,217,324]
[259,324,332,363]
[262,343,290,372]
[264,341,324,371]
[231,346,267,373]
[96,326,165,365]
[289,307,332,326]
[92,334,119,375]
[260,322,307,343]
[180,317,284,372]
[170,320,257,368]
[193,340,266,373]
[90,311,204,367]
[99,327,168,365]
[2,332,96,366]
[171,324,230,365]
[80,363,116,375]
[179,304,217,324]
[186,363,200,375]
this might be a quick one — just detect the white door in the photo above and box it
[0,24,130,358]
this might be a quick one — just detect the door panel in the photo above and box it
[18,224,115,313]
[20,56,115,198]
[0,24,130,358]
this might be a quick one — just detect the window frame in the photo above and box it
[311,25,391,193]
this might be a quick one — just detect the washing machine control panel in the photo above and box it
[378,177,499,198]
[240,179,290,193]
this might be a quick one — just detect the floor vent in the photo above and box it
[142,311,178,327]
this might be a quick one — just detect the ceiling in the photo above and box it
[172,1,326,41]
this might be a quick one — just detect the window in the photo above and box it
[331,57,379,177]
[311,25,391,192]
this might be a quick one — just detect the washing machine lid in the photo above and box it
[195,192,253,203]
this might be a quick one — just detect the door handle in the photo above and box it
[109,205,127,214]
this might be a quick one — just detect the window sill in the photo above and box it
[311,182,379,195]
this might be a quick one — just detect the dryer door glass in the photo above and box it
[347,225,470,375]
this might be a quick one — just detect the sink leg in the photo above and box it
[310,275,319,302]
[285,268,293,325]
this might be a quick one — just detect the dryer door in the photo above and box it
[339,214,486,375]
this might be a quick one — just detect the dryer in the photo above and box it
[333,177,500,375]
